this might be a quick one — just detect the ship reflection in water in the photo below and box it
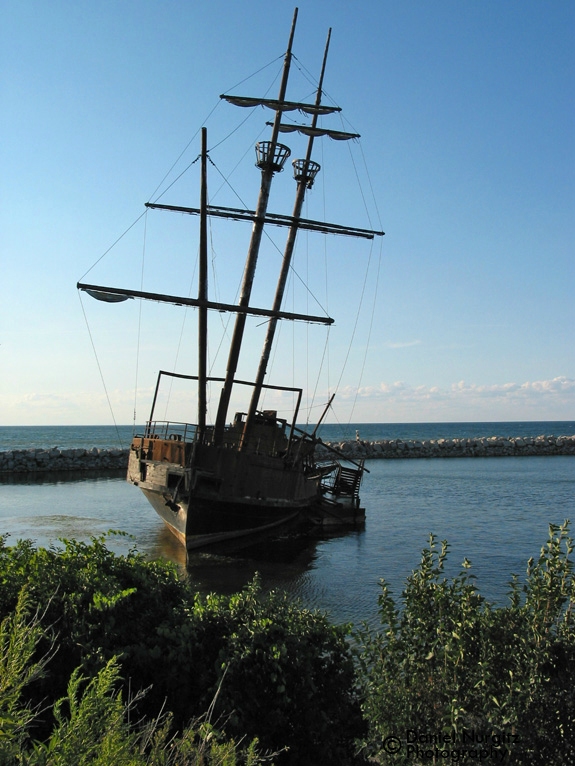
[148,511,363,612]
[188,530,359,597]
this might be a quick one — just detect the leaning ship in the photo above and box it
[79,9,383,553]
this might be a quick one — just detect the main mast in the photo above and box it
[212,8,298,445]
[197,127,208,436]
[241,28,333,449]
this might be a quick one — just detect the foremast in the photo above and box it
[240,28,333,450]
[212,8,299,445]
[213,12,374,450]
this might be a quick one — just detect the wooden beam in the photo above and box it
[78,283,334,325]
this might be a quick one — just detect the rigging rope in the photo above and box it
[345,128,385,420]
[77,292,126,449]
[132,210,148,433]
[332,215,373,393]
[307,134,328,423]
[348,237,383,422]
[313,126,383,429]
[152,56,284,201]
[78,211,147,282]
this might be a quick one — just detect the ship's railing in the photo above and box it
[147,370,304,448]
[320,461,364,501]
[141,418,289,456]
[144,421,198,443]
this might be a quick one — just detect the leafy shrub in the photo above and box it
[3,523,573,765]
[0,596,266,765]
[181,581,363,765]
[0,534,360,764]
[0,533,190,733]
[356,521,575,764]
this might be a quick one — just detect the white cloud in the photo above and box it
[1,377,573,426]
[335,376,575,422]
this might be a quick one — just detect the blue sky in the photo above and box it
[1,0,573,426]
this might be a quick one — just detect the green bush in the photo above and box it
[181,581,363,765]
[0,592,266,765]
[2,523,574,765]
[0,534,361,764]
[0,534,191,734]
[356,521,575,764]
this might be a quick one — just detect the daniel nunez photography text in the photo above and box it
[382,729,519,762]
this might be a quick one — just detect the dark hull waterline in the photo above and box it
[141,487,303,550]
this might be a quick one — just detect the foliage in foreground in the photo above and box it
[0,523,574,764]
[356,521,575,765]
[0,533,360,765]
[0,590,265,765]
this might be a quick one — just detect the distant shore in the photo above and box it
[319,433,575,461]
[0,447,128,474]
[0,433,574,474]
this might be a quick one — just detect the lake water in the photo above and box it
[1,423,574,628]
[2,421,573,451]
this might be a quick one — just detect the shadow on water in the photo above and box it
[181,525,366,604]
[0,470,126,485]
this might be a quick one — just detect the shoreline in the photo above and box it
[319,433,575,460]
[0,433,574,474]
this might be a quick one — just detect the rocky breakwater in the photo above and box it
[0,447,130,474]
[318,434,575,461]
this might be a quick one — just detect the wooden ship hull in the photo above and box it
[127,410,365,553]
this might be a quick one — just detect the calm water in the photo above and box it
[2,421,574,451]
[1,423,574,628]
